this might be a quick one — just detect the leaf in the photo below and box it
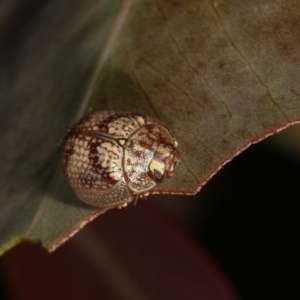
[1,0,300,254]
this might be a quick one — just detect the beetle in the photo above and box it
[62,111,179,208]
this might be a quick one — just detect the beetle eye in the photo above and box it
[153,169,164,181]
[164,143,174,151]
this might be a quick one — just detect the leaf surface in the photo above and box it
[1,0,300,253]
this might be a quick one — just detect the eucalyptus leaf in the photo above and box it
[1,0,300,254]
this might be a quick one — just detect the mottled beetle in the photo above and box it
[63,111,179,208]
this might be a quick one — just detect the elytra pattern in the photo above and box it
[63,111,179,208]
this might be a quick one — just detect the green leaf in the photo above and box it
[1,0,300,254]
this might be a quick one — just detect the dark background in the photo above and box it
[156,132,300,299]
[193,139,300,299]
